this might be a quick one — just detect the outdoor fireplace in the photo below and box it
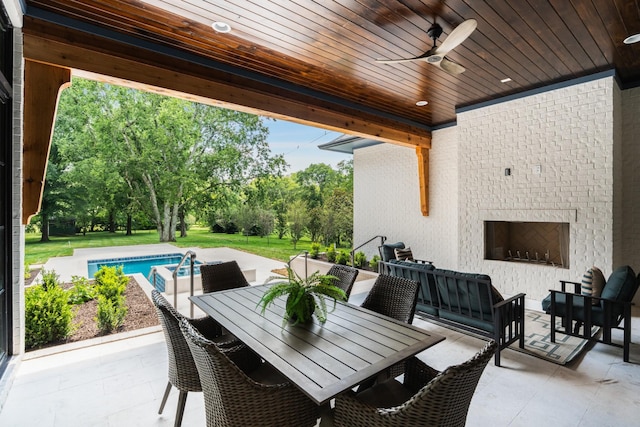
[484,221,570,268]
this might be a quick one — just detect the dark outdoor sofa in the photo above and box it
[541,265,639,362]
[381,260,526,366]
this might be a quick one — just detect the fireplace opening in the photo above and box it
[484,221,569,268]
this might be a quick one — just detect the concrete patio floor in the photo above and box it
[1,245,639,426]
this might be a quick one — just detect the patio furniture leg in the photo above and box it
[174,391,188,427]
[158,382,172,414]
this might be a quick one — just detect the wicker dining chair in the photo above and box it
[179,318,320,427]
[326,340,498,427]
[151,290,236,427]
[200,260,250,294]
[360,274,420,324]
[358,274,420,384]
[327,264,359,298]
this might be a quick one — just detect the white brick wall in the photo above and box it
[353,126,458,268]
[355,76,640,304]
[458,78,617,302]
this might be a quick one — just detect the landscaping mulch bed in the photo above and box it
[27,277,159,351]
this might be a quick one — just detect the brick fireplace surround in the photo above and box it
[353,74,640,307]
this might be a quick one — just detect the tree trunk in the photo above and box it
[126,214,132,236]
[108,211,116,233]
[179,208,187,238]
[40,213,50,242]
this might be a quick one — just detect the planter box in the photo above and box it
[288,257,377,281]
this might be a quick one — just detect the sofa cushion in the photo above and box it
[600,265,638,303]
[379,242,405,262]
[394,247,414,261]
[541,292,607,326]
[432,269,503,319]
[581,266,606,306]
[387,260,438,315]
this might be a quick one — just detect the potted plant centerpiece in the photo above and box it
[258,266,347,326]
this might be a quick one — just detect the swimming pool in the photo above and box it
[87,253,203,279]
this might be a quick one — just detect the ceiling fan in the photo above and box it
[376,19,477,75]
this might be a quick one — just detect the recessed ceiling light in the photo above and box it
[212,21,231,33]
[415,100,428,106]
[500,77,512,83]
[624,33,640,44]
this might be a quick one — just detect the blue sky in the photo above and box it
[264,119,352,173]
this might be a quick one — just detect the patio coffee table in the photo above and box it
[190,284,445,405]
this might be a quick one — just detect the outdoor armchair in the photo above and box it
[151,290,237,427]
[324,340,497,427]
[542,265,639,362]
[200,260,249,294]
[179,318,320,427]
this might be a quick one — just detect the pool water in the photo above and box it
[87,253,203,278]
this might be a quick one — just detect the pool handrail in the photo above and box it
[172,250,197,316]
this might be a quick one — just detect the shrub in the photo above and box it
[95,295,128,333]
[369,255,381,271]
[40,269,61,291]
[354,251,367,268]
[25,283,73,348]
[309,242,321,259]
[326,245,337,263]
[93,265,128,332]
[67,276,96,305]
[336,250,350,265]
[24,261,31,280]
[94,266,128,302]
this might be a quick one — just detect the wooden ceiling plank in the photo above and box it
[22,24,431,148]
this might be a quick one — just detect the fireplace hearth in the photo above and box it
[484,221,569,268]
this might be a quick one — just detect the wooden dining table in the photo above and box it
[190,284,445,405]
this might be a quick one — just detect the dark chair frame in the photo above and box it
[151,290,236,427]
[549,280,637,362]
[179,318,320,427]
[328,340,498,427]
[199,260,249,294]
[326,264,359,298]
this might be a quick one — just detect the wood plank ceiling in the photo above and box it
[23,0,640,133]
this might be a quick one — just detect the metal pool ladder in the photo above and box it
[174,250,197,316]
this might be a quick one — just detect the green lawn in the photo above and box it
[25,226,323,266]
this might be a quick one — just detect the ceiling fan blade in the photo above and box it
[437,57,466,75]
[434,19,477,56]
[376,51,432,64]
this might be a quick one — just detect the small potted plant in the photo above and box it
[258,266,347,326]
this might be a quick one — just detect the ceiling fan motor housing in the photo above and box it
[427,23,443,41]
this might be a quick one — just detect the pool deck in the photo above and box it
[42,243,286,284]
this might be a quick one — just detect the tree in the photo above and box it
[52,78,286,242]
[287,200,308,250]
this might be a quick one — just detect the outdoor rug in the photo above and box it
[413,309,599,365]
[509,309,599,365]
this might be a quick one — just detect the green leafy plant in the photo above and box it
[369,255,381,272]
[93,265,128,332]
[354,251,367,268]
[67,276,96,305]
[24,261,31,280]
[25,283,74,348]
[326,245,337,263]
[40,269,61,291]
[96,295,128,333]
[309,242,321,259]
[258,266,346,326]
[94,265,128,301]
[336,250,350,265]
